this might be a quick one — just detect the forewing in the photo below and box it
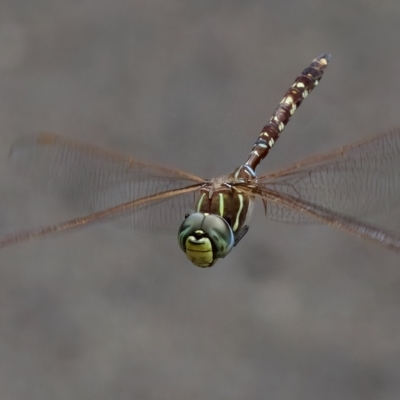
[257,129,400,222]
[260,189,400,252]
[0,185,201,248]
[9,133,204,231]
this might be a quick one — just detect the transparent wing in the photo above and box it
[9,133,204,231]
[257,129,400,223]
[0,185,201,248]
[258,188,400,253]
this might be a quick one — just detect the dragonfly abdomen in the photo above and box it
[244,53,331,171]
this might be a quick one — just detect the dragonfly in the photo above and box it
[2,53,400,267]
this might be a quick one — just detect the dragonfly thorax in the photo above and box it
[178,213,234,268]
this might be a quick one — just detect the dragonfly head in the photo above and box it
[178,213,234,268]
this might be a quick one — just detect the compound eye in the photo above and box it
[177,213,205,252]
[201,214,234,258]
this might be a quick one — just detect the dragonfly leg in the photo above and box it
[234,225,249,246]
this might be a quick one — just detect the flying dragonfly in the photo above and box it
[2,53,400,267]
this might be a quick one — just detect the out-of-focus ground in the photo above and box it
[1,1,400,399]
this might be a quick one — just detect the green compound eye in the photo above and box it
[178,213,234,267]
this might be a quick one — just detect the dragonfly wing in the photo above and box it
[259,189,400,252]
[262,198,316,223]
[257,129,400,221]
[0,185,201,248]
[9,133,204,231]
[111,188,198,232]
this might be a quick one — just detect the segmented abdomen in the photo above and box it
[244,53,331,171]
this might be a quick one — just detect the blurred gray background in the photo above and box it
[1,1,400,399]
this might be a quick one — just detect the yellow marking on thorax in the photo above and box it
[233,194,244,232]
[196,193,206,212]
[218,193,224,217]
